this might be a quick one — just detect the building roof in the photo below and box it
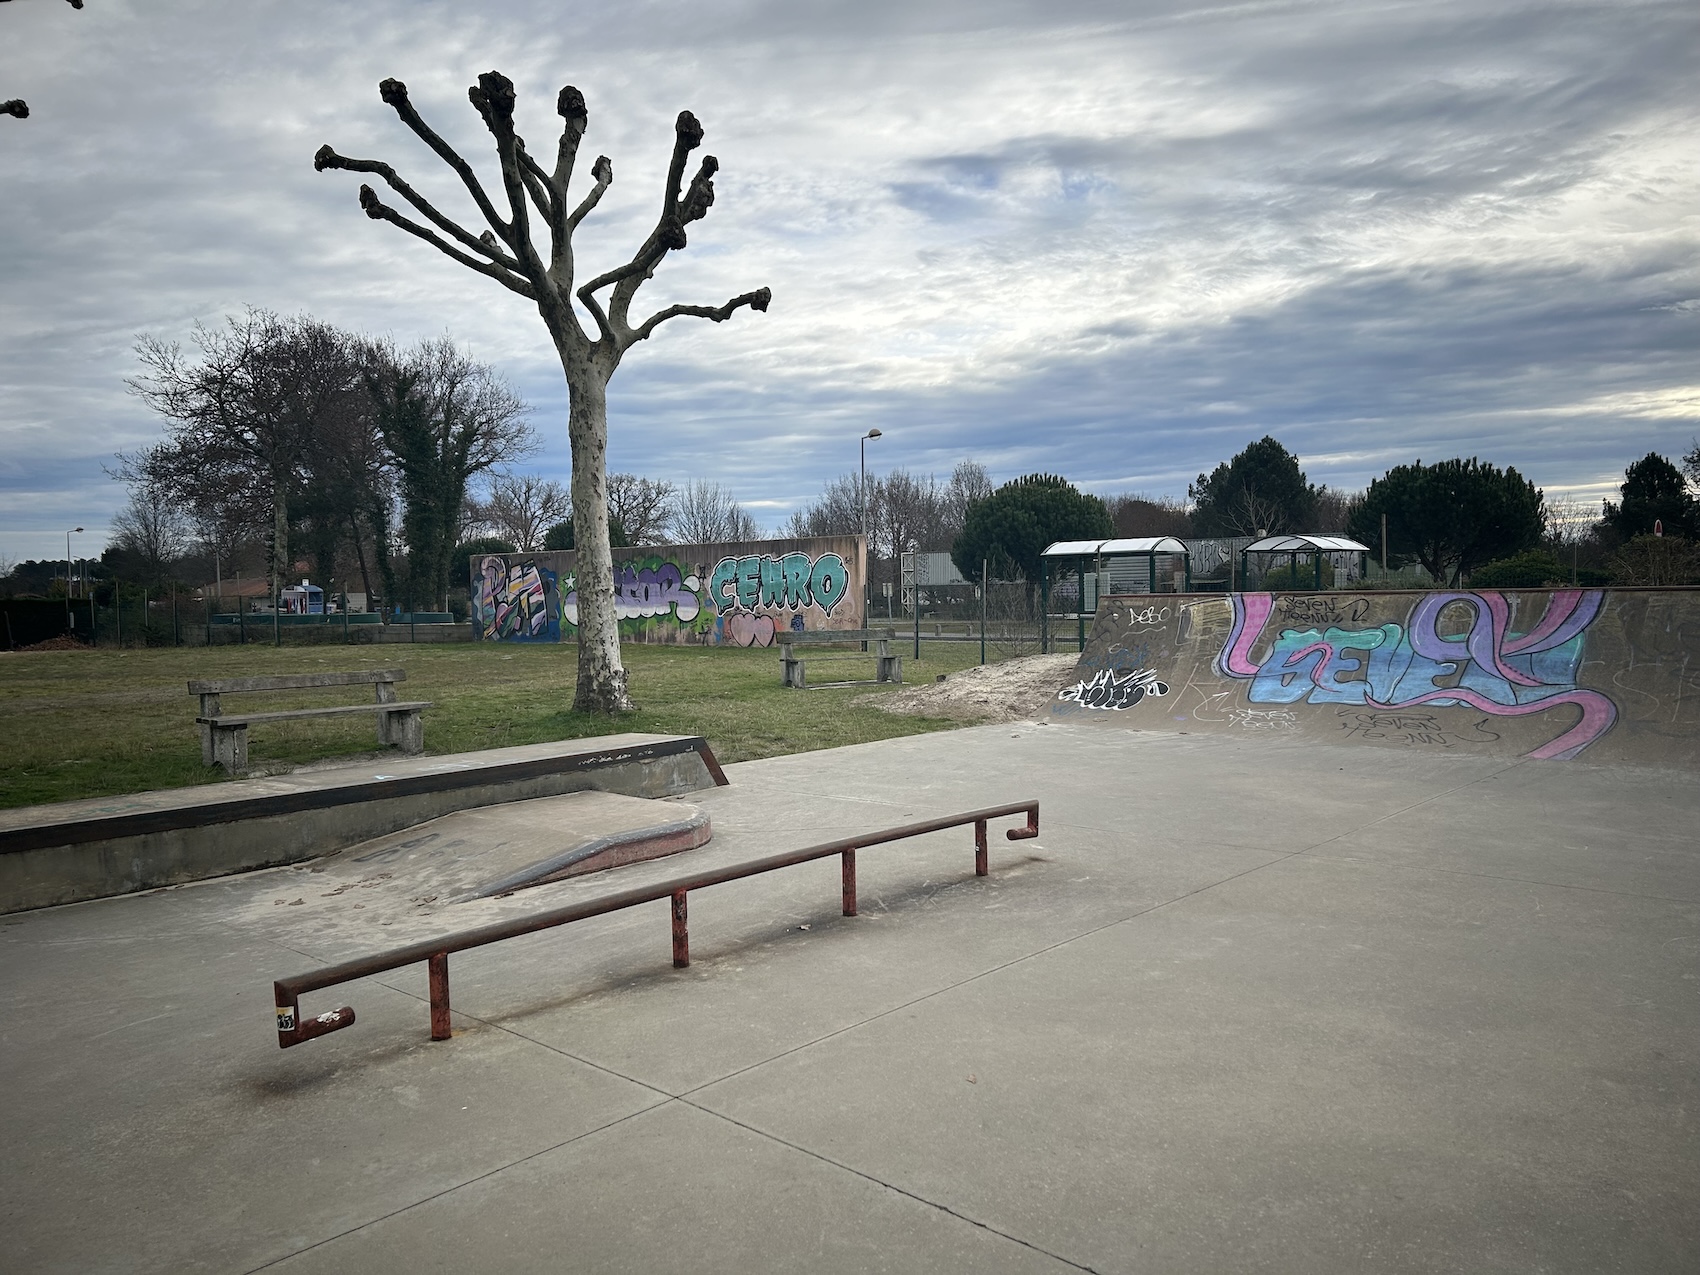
[1242,534,1370,554]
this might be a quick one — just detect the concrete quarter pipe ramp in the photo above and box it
[1054,588,1700,769]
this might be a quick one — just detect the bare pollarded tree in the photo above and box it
[315,73,769,712]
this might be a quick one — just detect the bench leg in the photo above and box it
[200,722,215,767]
[880,655,902,684]
[212,725,248,775]
[389,710,425,754]
[781,656,803,689]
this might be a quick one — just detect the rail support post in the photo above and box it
[842,849,858,916]
[975,820,989,876]
[671,890,689,968]
[428,952,452,1041]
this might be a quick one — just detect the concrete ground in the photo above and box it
[2,721,1696,1273]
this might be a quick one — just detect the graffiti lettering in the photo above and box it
[1276,595,1370,627]
[1335,709,1500,748]
[1217,591,1617,759]
[708,551,849,616]
[475,555,558,642]
[564,557,705,629]
[1059,668,1169,710]
[1224,707,1299,732]
[1116,604,1171,627]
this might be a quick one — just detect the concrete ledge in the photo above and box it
[0,735,727,914]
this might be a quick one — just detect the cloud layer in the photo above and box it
[1,0,1694,558]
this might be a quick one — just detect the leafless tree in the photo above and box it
[606,474,677,545]
[782,473,862,539]
[1107,493,1193,538]
[129,310,364,599]
[316,74,768,712]
[1311,485,1362,533]
[672,479,759,544]
[943,460,993,528]
[473,470,571,552]
[108,469,194,587]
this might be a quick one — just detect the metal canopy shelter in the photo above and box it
[1239,534,1370,591]
[1040,537,1192,653]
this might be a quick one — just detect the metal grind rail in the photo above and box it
[273,799,1040,1048]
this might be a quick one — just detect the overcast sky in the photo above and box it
[1,0,1694,560]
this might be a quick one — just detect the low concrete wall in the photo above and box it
[0,735,724,913]
[1053,588,1700,769]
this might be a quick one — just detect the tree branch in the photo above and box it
[607,115,710,332]
[314,145,522,271]
[467,72,552,289]
[375,78,511,243]
[355,184,537,301]
[552,85,587,192]
[567,154,613,230]
[1,100,26,119]
[514,138,558,227]
[627,287,771,347]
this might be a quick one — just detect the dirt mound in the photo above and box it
[7,635,92,653]
[859,652,1076,723]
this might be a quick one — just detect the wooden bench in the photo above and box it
[777,629,902,689]
[188,668,432,774]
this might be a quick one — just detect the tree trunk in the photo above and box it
[562,366,631,713]
[271,472,290,605]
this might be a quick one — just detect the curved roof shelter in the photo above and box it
[1242,534,1369,554]
[1042,536,1190,557]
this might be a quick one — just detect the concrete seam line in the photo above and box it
[1291,852,1700,905]
[677,1096,1102,1273]
[238,1100,674,1273]
[676,846,1310,1102]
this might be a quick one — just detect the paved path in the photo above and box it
[2,722,1695,1272]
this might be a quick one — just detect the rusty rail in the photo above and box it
[273,799,1039,1048]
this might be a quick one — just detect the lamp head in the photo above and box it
[866,429,882,439]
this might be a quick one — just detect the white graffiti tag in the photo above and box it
[1059,668,1170,710]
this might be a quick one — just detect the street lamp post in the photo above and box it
[860,429,881,622]
[65,527,83,634]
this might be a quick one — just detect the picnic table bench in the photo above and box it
[189,668,431,774]
[778,629,902,689]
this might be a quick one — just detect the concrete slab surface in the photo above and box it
[1,721,1695,1273]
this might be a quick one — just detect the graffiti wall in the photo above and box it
[473,554,560,642]
[1053,589,1700,768]
[470,535,865,647]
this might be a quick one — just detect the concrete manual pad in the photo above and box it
[2,720,1696,1272]
[320,788,712,898]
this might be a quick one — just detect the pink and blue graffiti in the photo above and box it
[1215,591,1617,760]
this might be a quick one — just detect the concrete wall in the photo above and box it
[0,738,722,913]
[1054,588,1700,769]
[470,535,867,647]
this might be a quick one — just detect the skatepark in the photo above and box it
[2,589,1697,1271]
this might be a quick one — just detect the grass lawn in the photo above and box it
[0,638,1008,810]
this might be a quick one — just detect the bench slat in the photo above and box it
[197,701,431,726]
[187,669,407,694]
[777,630,895,646]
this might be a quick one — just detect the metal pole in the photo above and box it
[1079,556,1088,652]
[1381,513,1388,574]
[980,559,987,666]
[1040,561,1049,654]
[913,568,921,661]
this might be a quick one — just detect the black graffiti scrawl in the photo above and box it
[1058,668,1170,710]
